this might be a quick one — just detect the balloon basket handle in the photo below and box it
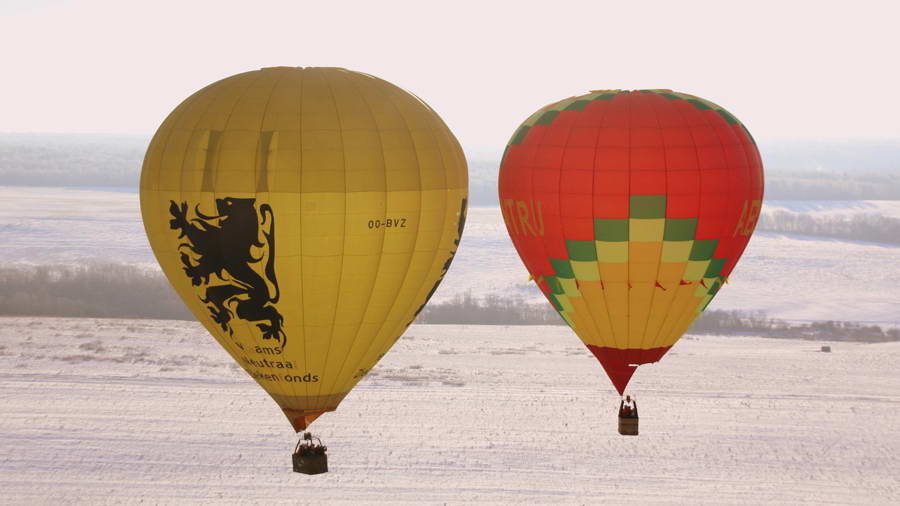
[292,432,328,474]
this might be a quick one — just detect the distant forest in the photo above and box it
[756,211,900,244]
[0,264,191,321]
[1,134,899,203]
[1,263,896,343]
[417,292,899,343]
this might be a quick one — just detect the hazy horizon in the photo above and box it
[3,130,900,160]
[3,0,900,150]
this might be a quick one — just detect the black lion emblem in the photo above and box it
[168,197,285,348]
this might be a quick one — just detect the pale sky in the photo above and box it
[2,0,899,155]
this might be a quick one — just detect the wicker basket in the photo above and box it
[618,416,639,436]
[292,434,329,474]
[292,452,328,474]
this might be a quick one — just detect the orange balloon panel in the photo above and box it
[498,90,763,393]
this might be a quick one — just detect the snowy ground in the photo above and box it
[0,186,151,266]
[1,317,898,505]
[1,186,898,324]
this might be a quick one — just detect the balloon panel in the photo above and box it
[141,67,467,430]
[498,90,763,393]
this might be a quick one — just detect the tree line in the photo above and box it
[419,294,899,342]
[1,263,896,343]
[757,211,900,244]
[0,263,191,320]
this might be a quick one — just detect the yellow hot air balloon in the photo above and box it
[140,67,467,462]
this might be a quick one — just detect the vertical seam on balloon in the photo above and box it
[294,68,309,409]
[374,84,439,359]
[308,70,351,412]
[591,95,622,351]
[326,74,394,398]
[222,71,279,402]
[696,103,730,322]
[393,99,464,341]
[171,81,225,359]
[187,72,263,371]
[358,90,462,394]
[685,98,707,343]
[324,71,388,403]
[653,96,702,348]
[334,78,430,397]
[558,100,606,352]
[639,93,667,353]
[154,71,264,400]
[624,92,633,361]
[361,81,432,385]
[217,70,279,402]
[253,68,294,404]
[388,124,458,330]
[645,97,677,351]
[645,96,682,351]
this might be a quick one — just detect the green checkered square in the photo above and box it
[550,258,575,279]
[594,218,629,242]
[630,195,666,219]
[536,110,560,126]
[664,218,697,241]
[689,239,718,261]
[564,100,589,111]
[566,240,597,261]
[704,258,727,278]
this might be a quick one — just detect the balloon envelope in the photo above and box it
[498,89,763,393]
[141,67,467,430]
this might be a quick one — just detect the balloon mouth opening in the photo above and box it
[585,345,673,395]
[282,408,329,432]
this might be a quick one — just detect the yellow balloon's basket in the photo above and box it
[618,415,639,436]
[292,433,328,475]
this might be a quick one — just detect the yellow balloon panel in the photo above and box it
[140,67,467,431]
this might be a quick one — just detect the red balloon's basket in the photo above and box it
[292,433,328,475]
[618,415,639,436]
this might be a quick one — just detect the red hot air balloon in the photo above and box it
[498,89,763,396]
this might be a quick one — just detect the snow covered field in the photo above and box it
[1,317,898,505]
[1,186,898,503]
[1,186,898,324]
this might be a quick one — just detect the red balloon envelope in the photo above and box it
[498,90,764,393]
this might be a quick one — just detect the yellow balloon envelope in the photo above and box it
[140,67,467,431]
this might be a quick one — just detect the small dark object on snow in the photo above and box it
[821,345,831,353]
[292,432,328,474]
[618,395,639,436]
